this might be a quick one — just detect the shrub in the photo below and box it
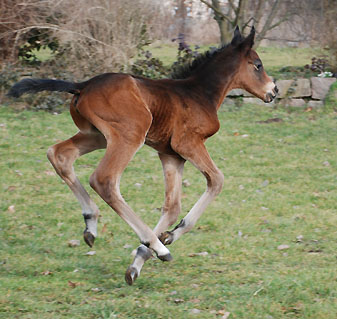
[0,61,73,112]
[305,56,331,74]
[131,50,169,79]
[170,33,202,77]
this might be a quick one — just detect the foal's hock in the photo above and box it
[8,27,278,285]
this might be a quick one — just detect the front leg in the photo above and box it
[125,153,185,285]
[159,142,224,245]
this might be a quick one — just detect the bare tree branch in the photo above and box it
[256,0,281,44]
[234,0,246,26]
[6,24,115,48]
[199,0,298,47]
[199,0,233,24]
[268,16,290,31]
[242,17,256,31]
[227,0,236,13]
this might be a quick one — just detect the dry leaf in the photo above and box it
[257,118,283,124]
[188,252,208,257]
[8,205,15,213]
[68,240,80,247]
[296,235,303,242]
[277,244,289,250]
[221,312,231,319]
[101,223,108,233]
[217,309,231,318]
[41,270,53,276]
[191,298,201,304]
[45,170,56,176]
[91,287,101,292]
[182,179,191,187]
[253,287,264,296]
[15,170,23,176]
[190,309,201,314]
[68,281,81,288]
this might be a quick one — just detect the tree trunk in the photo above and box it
[176,0,188,35]
[211,0,232,44]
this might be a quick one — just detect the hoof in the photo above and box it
[125,266,138,286]
[83,231,95,248]
[159,231,174,245]
[157,252,173,262]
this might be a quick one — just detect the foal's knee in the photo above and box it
[47,146,73,179]
[207,170,224,196]
[47,146,62,173]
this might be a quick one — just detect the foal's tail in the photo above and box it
[7,78,87,98]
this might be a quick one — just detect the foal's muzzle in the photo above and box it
[264,85,278,103]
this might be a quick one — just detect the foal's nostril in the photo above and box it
[274,86,279,94]
[265,92,274,103]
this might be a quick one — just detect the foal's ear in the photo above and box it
[245,26,255,48]
[236,26,255,53]
[231,26,243,46]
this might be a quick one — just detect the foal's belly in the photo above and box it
[145,128,176,155]
[145,136,176,155]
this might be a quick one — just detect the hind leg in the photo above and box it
[79,104,171,261]
[89,134,172,261]
[47,131,106,246]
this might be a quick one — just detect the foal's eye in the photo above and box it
[254,63,262,71]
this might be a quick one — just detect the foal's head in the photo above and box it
[231,27,278,103]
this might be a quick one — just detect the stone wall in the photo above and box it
[225,77,336,107]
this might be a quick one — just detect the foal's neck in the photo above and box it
[189,51,240,110]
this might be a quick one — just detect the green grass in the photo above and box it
[1,103,337,318]
[256,46,322,68]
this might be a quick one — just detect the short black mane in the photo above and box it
[170,43,231,80]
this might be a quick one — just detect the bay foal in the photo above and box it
[8,27,277,285]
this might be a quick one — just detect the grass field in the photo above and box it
[1,99,337,318]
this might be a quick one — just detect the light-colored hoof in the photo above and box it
[83,230,95,248]
[125,266,138,286]
[158,231,174,245]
